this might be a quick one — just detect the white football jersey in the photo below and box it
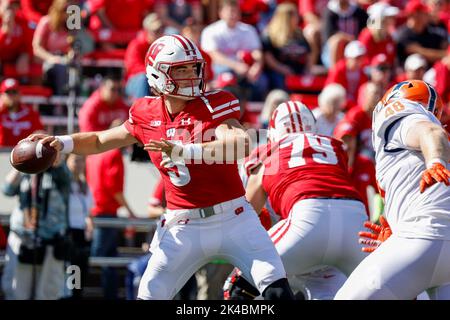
[372,98,450,240]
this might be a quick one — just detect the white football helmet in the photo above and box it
[145,35,206,99]
[268,101,317,142]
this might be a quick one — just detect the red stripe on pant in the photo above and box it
[273,216,292,245]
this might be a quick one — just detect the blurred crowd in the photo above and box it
[0,0,449,300]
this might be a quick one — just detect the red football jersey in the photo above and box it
[256,133,362,219]
[124,90,245,210]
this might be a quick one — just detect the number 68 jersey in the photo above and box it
[254,133,362,219]
[372,98,450,240]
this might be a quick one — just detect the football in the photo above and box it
[10,139,57,174]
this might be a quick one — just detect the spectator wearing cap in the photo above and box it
[201,0,267,101]
[396,53,428,82]
[0,0,34,79]
[124,13,165,99]
[358,2,398,66]
[321,0,368,68]
[78,75,129,133]
[357,53,393,106]
[261,3,311,90]
[333,81,382,212]
[313,83,346,136]
[298,0,329,66]
[396,0,448,65]
[20,0,53,26]
[325,40,368,105]
[0,78,43,147]
[32,0,73,95]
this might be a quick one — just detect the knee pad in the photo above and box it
[262,278,295,300]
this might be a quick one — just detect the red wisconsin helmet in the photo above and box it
[145,35,206,99]
[381,80,444,120]
[268,101,317,142]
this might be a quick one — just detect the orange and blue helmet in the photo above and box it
[381,80,444,120]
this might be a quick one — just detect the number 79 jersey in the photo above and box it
[258,133,362,219]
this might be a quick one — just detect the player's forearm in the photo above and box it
[68,125,137,155]
[418,126,450,165]
[201,134,250,162]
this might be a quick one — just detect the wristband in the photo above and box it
[426,158,447,169]
[56,135,74,154]
[182,143,203,160]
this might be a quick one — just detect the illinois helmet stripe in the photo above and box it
[426,82,436,114]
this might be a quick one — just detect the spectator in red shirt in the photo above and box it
[333,81,383,212]
[0,78,43,147]
[325,40,368,104]
[430,47,450,105]
[0,0,34,77]
[20,0,53,26]
[86,144,136,300]
[358,2,398,66]
[124,13,164,99]
[32,0,72,95]
[426,47,450,132]
[88,0,153,33]
[78,75,129,132]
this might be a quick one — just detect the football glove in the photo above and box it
[358,215,392,253]
[420,162,450,193]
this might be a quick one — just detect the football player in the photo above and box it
[228,101,368,299]
[26,35,293,300]
[335,80,450,299]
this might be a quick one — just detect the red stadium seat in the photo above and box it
[285,74,327,92]
[92,29,138,46]
[18,85,52,97]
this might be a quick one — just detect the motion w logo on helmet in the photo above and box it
[147,42,165,66]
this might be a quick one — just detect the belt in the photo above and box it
[165,196,247,220]
[312,197,361,202]
[150,196,247,253]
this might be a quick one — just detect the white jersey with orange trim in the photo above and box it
[372,98,450,240]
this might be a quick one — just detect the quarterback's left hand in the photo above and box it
[419,163,450,193]
[358,215,392,253]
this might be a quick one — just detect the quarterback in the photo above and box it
[26,35,293,300]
